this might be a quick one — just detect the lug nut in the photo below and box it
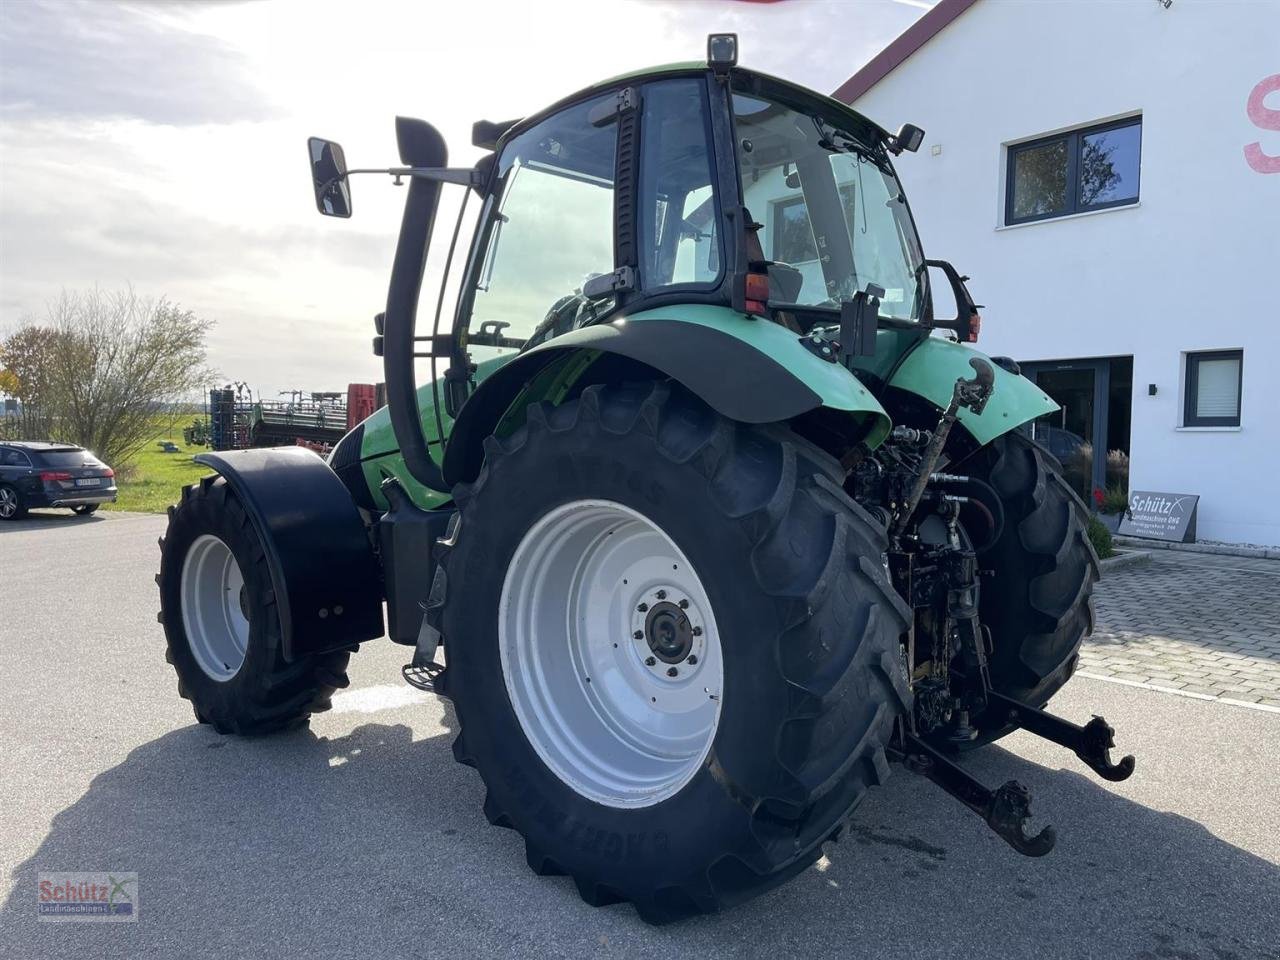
[645,656,656,666]
[678,598,689,609]
[667,667,679,677]
[637,602,648,612]
[633,630,644,640]
[692,626,702,636]
[687,655,698,665]
[656,590,667,600]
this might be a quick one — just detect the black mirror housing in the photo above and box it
[890,123,925,155]
[308,136,352,218]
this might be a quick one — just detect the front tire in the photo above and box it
[436,383,910,922]
[72,504,99,516]
[962,432,1099,743]
[156,476,351,734]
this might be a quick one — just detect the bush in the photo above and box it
[1100,482,1129,515]
[1087,514,1115,560]
[1105,448,1130,488]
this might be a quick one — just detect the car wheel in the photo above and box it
[0,484,26,521]
[73,504,100,516]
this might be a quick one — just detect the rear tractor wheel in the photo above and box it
[156,476,351,734]
[434,383,911,923]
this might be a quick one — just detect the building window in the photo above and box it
[1184,350,1243,427]
[1005,117,1142,224]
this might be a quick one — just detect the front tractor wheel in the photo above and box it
[436,383,910,923]
[961,431,1100,745]
[156,477,351,734]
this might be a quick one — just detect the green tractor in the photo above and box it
[156,36,1132,922]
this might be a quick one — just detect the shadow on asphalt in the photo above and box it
[0,509,107,531]
[4,714,1277,960]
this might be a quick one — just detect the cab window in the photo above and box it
[467,93,617,364]
[732,88,925,320]
[638,79,722,289]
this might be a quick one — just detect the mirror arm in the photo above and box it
[319,166,480,197]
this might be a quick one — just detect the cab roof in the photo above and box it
[480,62,891,155]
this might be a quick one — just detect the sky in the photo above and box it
[0,0,930,398]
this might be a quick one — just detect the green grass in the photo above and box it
[102,417,212,513]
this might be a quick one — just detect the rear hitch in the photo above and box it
[988,690,1136,782]
[892,731,1057,857]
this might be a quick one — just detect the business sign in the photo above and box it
[1117,491,1199,543]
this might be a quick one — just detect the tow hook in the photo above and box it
[987,690,1136,782]
[891,731,1057,857]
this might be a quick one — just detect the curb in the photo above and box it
[1099,549,1151,573]
[1113,536,1280,561]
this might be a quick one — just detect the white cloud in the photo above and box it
[0,0,923,396]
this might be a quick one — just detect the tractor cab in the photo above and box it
[306,37,993,507]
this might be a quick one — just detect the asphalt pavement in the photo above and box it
[2,510,1278,960]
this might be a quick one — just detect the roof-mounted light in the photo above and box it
[707,33,738,73]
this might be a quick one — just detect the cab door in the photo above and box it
[452,91,623,396]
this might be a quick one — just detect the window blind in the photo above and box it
[1195,357,1240,418]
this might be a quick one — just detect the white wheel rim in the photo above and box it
[499,499,724,808]
[180,534,250,681]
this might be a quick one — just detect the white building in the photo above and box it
[837,0,1279,546]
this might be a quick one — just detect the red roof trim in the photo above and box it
[832,0,979,103]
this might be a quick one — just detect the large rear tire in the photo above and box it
[156,476,351,734]
[435,383,910,923]
[962,431,1099,744]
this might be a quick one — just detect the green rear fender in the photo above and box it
[624,304,893,438]
[886,336,1059,446]
[440,304,893,486]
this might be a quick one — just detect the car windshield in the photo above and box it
[731,88,925,321]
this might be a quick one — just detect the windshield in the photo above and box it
[37,449,97,467]
[731,89,925,320]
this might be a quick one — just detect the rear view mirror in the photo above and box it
[308,137,352,218]
[889,123,925,155]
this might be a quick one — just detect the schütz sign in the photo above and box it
[1118,491,1200,543]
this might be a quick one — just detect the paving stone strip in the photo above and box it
[1080,550,1280,708]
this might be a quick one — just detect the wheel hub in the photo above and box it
[644,601,694,664]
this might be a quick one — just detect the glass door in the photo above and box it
[1023,360,1106,503]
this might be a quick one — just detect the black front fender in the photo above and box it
[443,317,824,485]
[194,448,384,660]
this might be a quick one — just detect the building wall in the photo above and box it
[849,0,1280,545]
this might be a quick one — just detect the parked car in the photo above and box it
[0,441,118,520]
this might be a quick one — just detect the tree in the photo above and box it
[0,289,214,465]
[0,324,59,440]
[1079,137,1122,207]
